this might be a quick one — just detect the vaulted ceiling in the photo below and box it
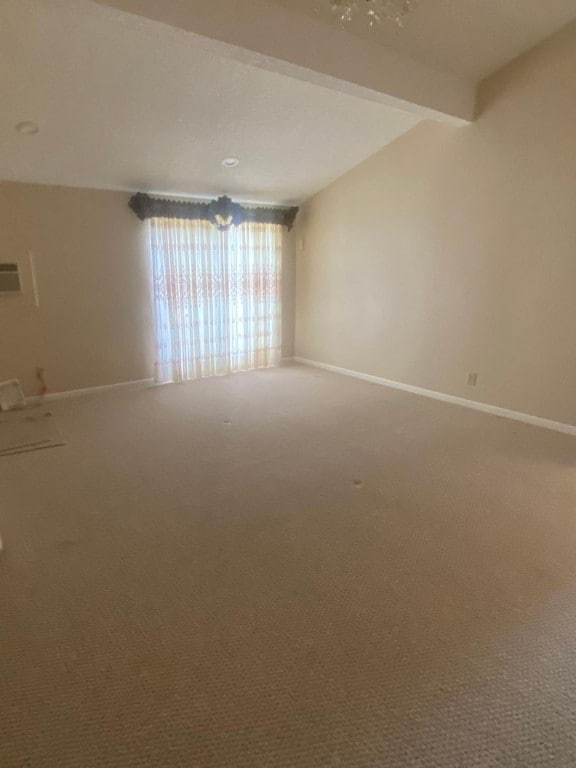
[1,0,575,203]
[275,0,576,80]
[0,0,422,204]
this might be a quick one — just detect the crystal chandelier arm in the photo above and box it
[329,0,418,27]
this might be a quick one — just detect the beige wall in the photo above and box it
[0,183,154,396]
[295,21,576,427]
[0,182,296,395]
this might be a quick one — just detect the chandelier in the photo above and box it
[329,0,418,28]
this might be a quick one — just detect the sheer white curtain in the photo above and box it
[148,217,282,383]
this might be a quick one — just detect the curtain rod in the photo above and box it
[128,193,299,231]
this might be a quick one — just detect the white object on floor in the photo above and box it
[0,379,26,412]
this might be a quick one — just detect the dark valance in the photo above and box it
[128,193,298,231]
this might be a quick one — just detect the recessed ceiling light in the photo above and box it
[222,157,240,168]
[16,121,40,136]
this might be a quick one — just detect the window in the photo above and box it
[148,217,282,383]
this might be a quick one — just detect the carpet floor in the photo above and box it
[2,364,576,767]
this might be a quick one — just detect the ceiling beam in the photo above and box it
[90,0,476,124]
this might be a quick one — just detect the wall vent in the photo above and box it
[0,263,22,294]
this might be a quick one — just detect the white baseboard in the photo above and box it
[294,357,576,437]
[28,378,155,404]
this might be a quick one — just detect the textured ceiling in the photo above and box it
[274,0,576,79]
[3,0,574,203]
[0,0,421,204]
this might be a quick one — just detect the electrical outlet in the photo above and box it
[468,372,478,387]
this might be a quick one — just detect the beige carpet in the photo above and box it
[2,364,576,767]
[0,409,65,457]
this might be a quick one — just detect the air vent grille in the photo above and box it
[0,263,22,294]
